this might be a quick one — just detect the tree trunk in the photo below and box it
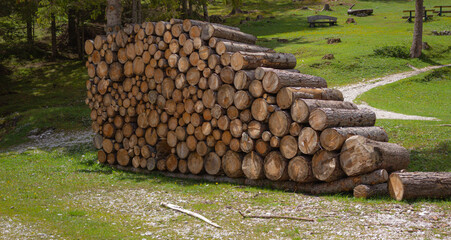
[203,1,209,22]
[132,0,137,23]
[353,183,388,198]
[320,126,388,151]
[410,0,423,58]
[67,8,77,47]
[26,16,33,44]
[340,135,410,176]
[51,13,57,61]
[106,0,122,33]
[389,172,451,201]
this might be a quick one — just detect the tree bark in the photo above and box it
[389,172,451,201]
[106,0,122,33]
[309,108,376,131]
[262,69,327,94]
[290,99,357,123]
[201,24,257,44]
[231,52,296,71]
[340,135,410,176]
[51,13,57,60]
[410,0,423,58]
[320,126,388,151]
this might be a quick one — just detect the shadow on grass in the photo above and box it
[409,140,451,172]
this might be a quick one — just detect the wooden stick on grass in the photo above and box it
[238,211,314,222]
[161,202,222,228]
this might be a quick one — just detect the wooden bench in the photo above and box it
[402,9,434,22]
[307,15,337,28]
[434,6,451,16]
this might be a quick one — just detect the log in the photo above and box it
[264,151,289,181]
[233,90,252,110]
[255,67,300,80]
[312,150,345,182]
[231,52,296,71]
[216,40,274,55]
[201,23,257,44]
[268,111,291,137]
[234,70,254,90]
[217,84,235,109]
[147,157,157,171]
[166,154,178,172]
[262,69,327,94]
[298,127,320,155]
[188,152,204,174]
[340,135,410,176]
[98,150,106,163]
[388,172,451,201]
[353,184,388,199]
[242,151,265,180]
[309,108,376,131]
[117,148,130,166]
[287,156,316,183]
[255,139,270,156]
[204,152,222,175]
[247,121,265,139]
[222,150,244,178]
[291,99,357,123]
[220,66,235,84]
[320,126,388,151]
[311,169,388,195]
[249,80,264,98]
[240,132,254,153]
[279,135,298,159]
[93,134,103,149]
[251,98,270,122]
[178,159,188,173]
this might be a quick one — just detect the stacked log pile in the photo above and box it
[84,19,421,199]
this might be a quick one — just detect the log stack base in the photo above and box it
[85,19,445,200]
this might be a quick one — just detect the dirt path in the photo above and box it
[338,64,451,121]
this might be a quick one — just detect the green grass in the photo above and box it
[210,0,451,86]
[357,67,451,120]
[0,59,89,148]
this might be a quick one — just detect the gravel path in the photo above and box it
[338,64,451,121]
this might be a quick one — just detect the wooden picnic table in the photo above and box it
[433,6,451,16]
[402,9,435,22]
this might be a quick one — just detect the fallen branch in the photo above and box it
[161,202,221,228]
[238,211,314,222]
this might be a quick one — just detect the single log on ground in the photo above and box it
[216,40,274,55]
[262,69,327,94]
[320,126,388,151]
[298,127,320,155]
[287,155,317,183]
[242,151,265,180]
[201,23,257,44]
[291,99,357,123]
[388,172,451,201]
[309,108,376,131]
[340,135,410,176]
[264,151,289,181]
[231,52,296,71]
[268,111,291,137]
[312,150,345,182]
[353,183,388,199]
[222,150,244,178]
[204,152,222,175]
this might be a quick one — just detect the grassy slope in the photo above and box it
[210,0,451,86]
